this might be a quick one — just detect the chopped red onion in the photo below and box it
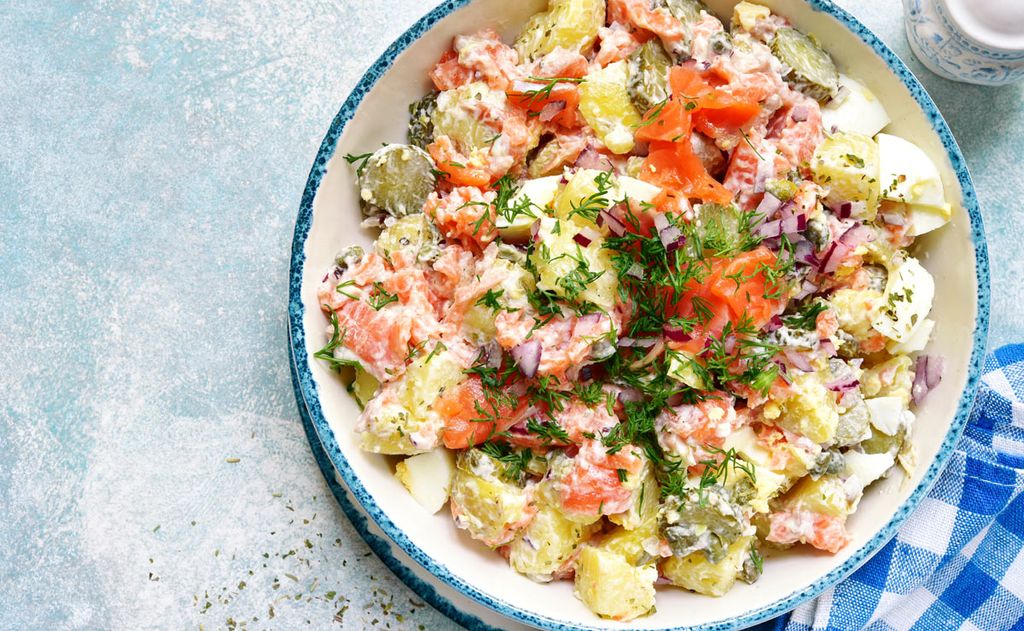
[912,355,945,405]
[756,219,783,239]
[794,279,819,300]
[530,220,541,242]
[511,340,542,378]
[880,212,908,226]
[818,241,852,274]
[538,100,566,123]
[660,226,685,251]
[831,200,867,220]
[753,153,774,194]
[723,335,737,355]
[826,375,860,392]
[573,227,600,247]
[626,262,645,279]
[654,213,686,251]
[575,146,613,171]
[598,208,627,237]
[483,341,503,369]
[618,336,660,348]
[618,387,643,404]
[756,192,783,218]
[783,348,814,372]
[766,315,784,332]
[794,240,818,267]
[839,224,876,248]
[781,213,805,235]
[663,325,692,342]
[820,339,837,357]
[790,105,809,122]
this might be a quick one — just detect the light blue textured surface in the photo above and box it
[0,1,1019,630]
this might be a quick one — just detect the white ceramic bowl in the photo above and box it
[288,1,989,628]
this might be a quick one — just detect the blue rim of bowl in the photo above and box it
[287,0,991,628]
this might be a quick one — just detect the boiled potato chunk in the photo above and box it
[357,350,465,454]
[811,132,880,219]
[515,0,606,62]
[509,491,598,582]
[860,355,915,405]
[431,82,503,152]
[782,474,850,517]
[579,61,643,155]
[573,546,657,621]
[732,2,771,32]
[776,369,840,445]
[662,535,753,597]
[449,449,537,547]
[395,449,456,513]
[530,175,620,311]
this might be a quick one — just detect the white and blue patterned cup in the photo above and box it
[904,0,1024,85]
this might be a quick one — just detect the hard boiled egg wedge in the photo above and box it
[822,74,891,137]
[394,449,457,514]
[496,175,561,242]
[871,256,935,344]
[876,133,953,236]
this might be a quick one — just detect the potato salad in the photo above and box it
[316,0,951,620]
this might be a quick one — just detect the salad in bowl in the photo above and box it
[311,0,959,622]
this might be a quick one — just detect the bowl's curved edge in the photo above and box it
[287,0,991,629]
[286,333,502,631]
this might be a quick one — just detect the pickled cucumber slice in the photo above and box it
[514,0,606,63]
[771,27,839,102]
[407,91,438,149]
[375,214,441,263]
[358,144,436,218]
[659,0,709,24]
[628,40,673,115]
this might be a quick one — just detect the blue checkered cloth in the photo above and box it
[757,345,1024,631]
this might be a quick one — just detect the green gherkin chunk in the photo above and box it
[771,27,839,102]
[358,144,436,219]
[375,214,441,263]
[659,0,709,24]
[861,426,906,455]
[407,91,438,149]
[693,202,743,255]
[628,40,673,115]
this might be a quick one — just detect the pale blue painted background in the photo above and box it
[0,1,1020,629]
